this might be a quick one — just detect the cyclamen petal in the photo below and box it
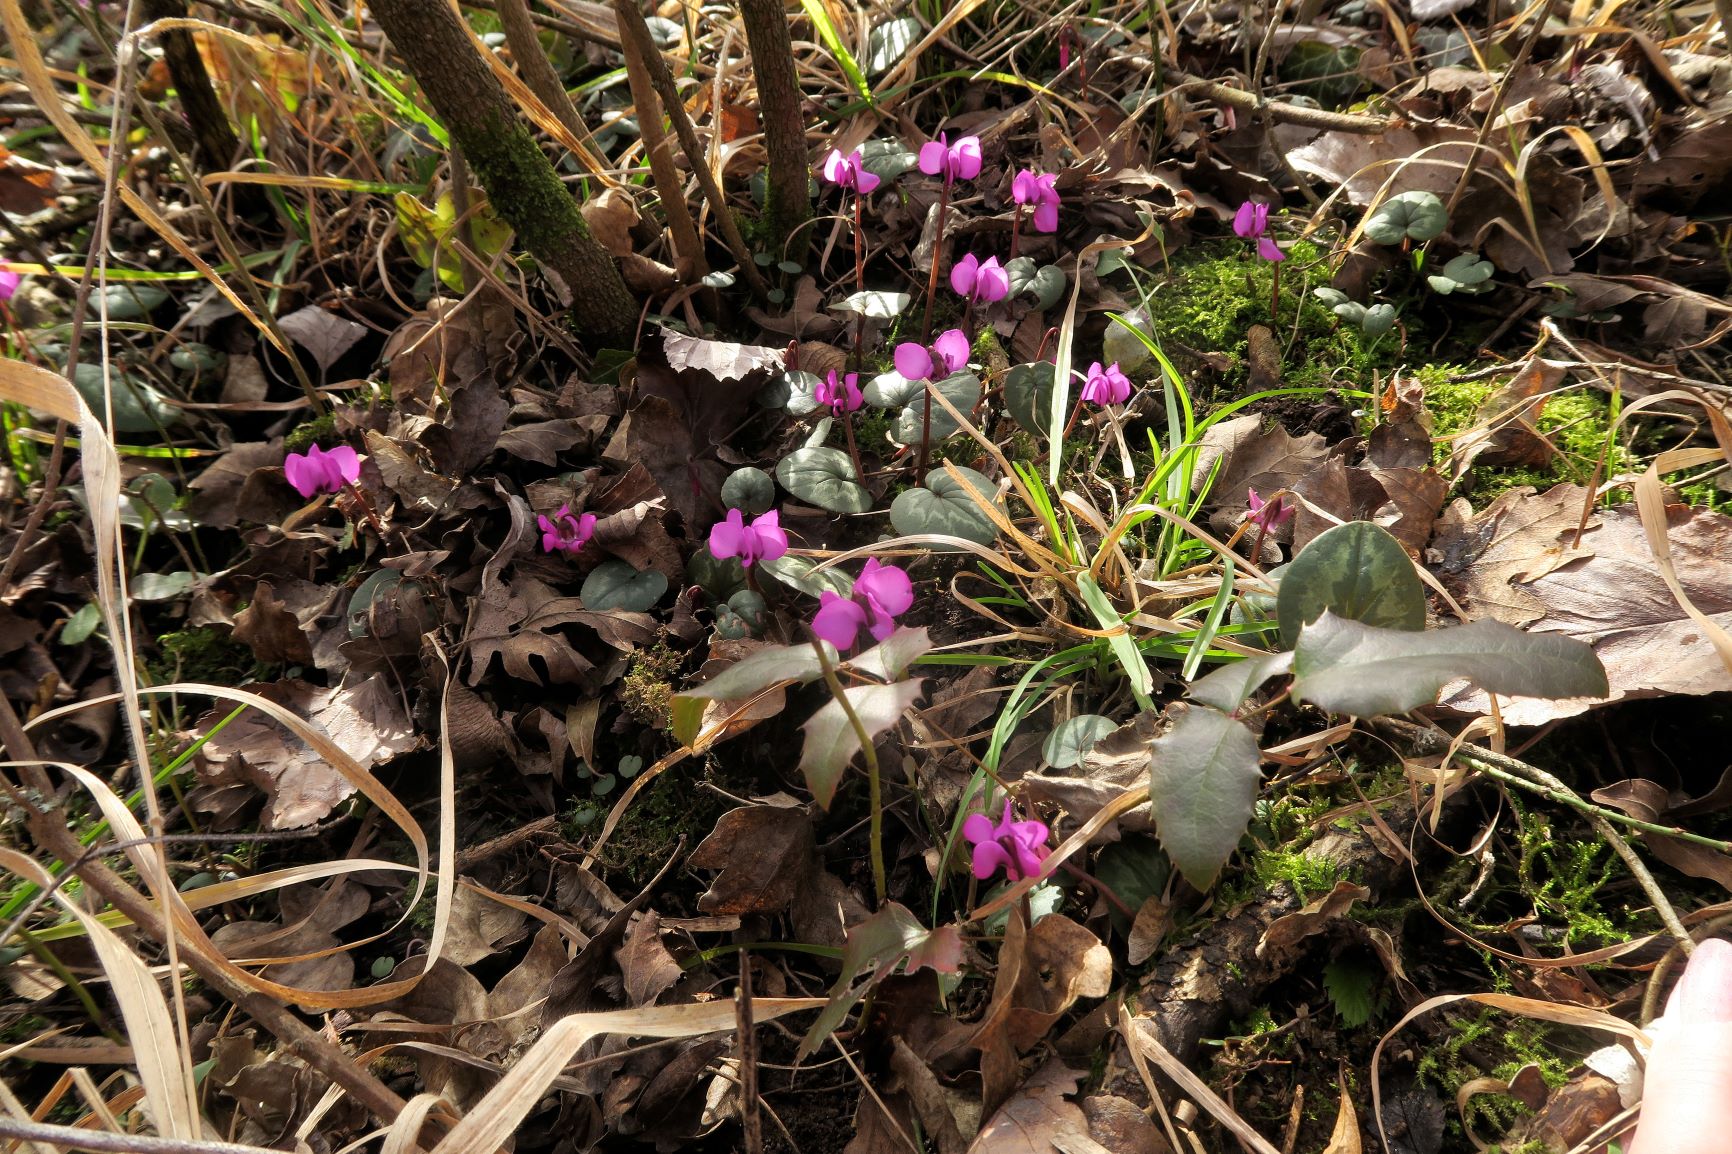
[950,253,980,298]
[1032,196,1059,233]
[894,342,935,382]
[1012,169,1041,205]
[812,592,869,649]
[816,370,863,414]
[284,443,361,499]
[1257,236,1286,263]
[931,329,971,376]
[917,138,950,178]
[0,268,19,302]
[973,257,1010,303]
[857,558,914,617]
[1233,199,1260,239]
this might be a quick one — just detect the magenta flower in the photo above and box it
[1079,361,1132,407]
[811,558,913,649]
[709,508,788,567]
[893,329,971,383]
[917,132,982,186]
[539,505,597,555]
[963,799,1050,882]
[820,148,881,195]
[284,443,361,499]
[1246,488,1294,532]
[815,369,863,415]
[949,254,1009,306]
[1233,200,1286,263]
[1011,170,1061,233]
[0,267,19,302]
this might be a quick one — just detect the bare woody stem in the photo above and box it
[612,0,771,298]
[737,0,812,258]
[612,0,707,278]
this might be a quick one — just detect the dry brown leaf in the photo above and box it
[581,187,640,257]
[1258,881,1371,957]
[1439,492,1732,721]
[1195,415,1331,522]
[1323,1075,1362,1154]
[1447,358,1569,480]
[615,911,682,1005]
[689,805,816,915]
[196,677,419,828]
[1590,779,1732,893]
[231,579,315,666]
[967,1061,1106,1154]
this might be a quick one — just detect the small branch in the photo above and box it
[496,0,593,152]
[1165,68,1400,134]
[611,0,770,298]
[0,1117,275,1154]
[613,0,707,279]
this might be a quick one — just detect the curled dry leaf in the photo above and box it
[195,676,419,829]
[1436,487,1732,722]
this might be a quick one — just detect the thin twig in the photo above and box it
[1382,718,1696,954]
[0,1116,274,1154]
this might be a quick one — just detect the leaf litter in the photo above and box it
[4,0,1732,1151]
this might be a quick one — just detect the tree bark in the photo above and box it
[737,0,811,258]
[367,0,638,340]
[139,0,241,167]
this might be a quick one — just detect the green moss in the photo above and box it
[149,626,262,686]
[1420,371,1630,506]
[619,640,682,728]
[1515,804,1651,947]
[1417,1010,1574,1140]
[284,413,339,455]
[1141,240,1390,397]
[1253,848,1344,899]
[590,760,742,888]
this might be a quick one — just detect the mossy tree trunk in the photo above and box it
[367,0,638,340]
[737,0,811,259]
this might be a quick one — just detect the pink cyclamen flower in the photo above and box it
[917,132,982,186]
[811,558,914,649]
[950,254,1010,306]
[283,443,361,499]
[893,329,971,382]
[1011,169,1061,233]
[1233,200,1286,263]
[1246,488,1294,532]
[963,799,1050,882]
[815,370,863,415]
[0,267,19,302]
[709,508,788,567]
[820,148,881,195]
[539,505,597,555]
[1079,361,1132,407]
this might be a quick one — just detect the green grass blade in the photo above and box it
[798,0,872,104]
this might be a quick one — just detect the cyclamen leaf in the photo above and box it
[863,371,921,410]
[759,552,854,599]
[846,626,934,683]
[865,17,920,74]
[1289,611,1609,717]
[1003,361,1055,435]
[892,373,981,446]
[777,446,872,513]
[799,681,924,809]
[581,561,668,612]
[671,643,836,746]
[889,466,998,546]
[797,901,962,1059]
[1148,704,1263,889]
[1276,520,1425,647]
[832,290,911,319]
[1043,714,1118,769]
[1365,190,1447,245]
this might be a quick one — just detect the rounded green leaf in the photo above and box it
[893,372,981,446]
[1003,361,1055,436]
[1277,521,1425,647]
[863,370,921,410]
[721,466,777,514]
[582,560,669,612]
[832,290,912,319]
[1313,287,1351,309]
[1005,258,1066,310]
[777,446,872,513]
[1149,704,1264,889]
[687,544,746,599]
[1102,308,1155,374]
[1043,714,1118,769]
[776,371,824,415]
[859,139,919,183]
[1361,303,1397,336]
[890,466,998,546]
[71,363,178,433]
[99,283,169,320]
[760,552,855,599]
[1365,190,1447,245]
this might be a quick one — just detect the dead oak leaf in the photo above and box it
[1440,492,1732,722]
[231,579,315,665]
[195,677,419,829]
[967,1060,1104,1154]
[689,805,816,915]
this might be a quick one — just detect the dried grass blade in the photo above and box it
[0,848,198,1138]
[423,999,824,1154]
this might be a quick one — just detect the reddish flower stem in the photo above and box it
[915,183,952,477]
